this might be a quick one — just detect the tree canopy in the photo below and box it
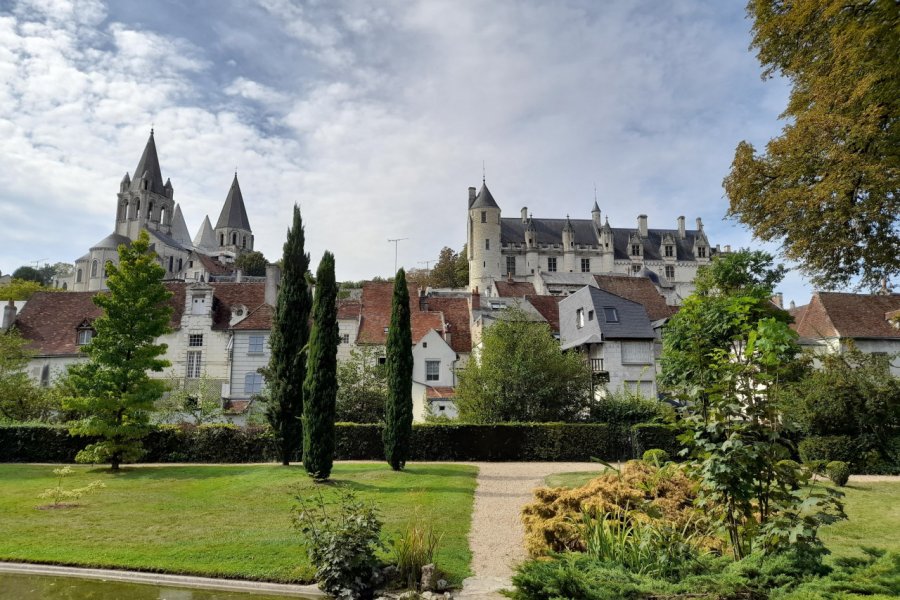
[724,0,900,290]
[336,346,387,423]
[11,266,44,284]
[64,231,173,470]
[234,251,268,277]
[456,305,591,423]
[383,268,413,471]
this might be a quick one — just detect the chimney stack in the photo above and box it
[521,207,528,223]
[468,186,477,208]
[264,264,282,306]
[772,293,783,308]
[696,217,703,231]
[677,216,685,239]
[2,300,17,331]
[470,286,480,310]
[789,300,796,310]
[637,214,648,238]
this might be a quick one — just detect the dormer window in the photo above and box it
[603,307,619,323]
[631,244,641,256]
[665,245,673,257]
[576,308,585,329]
[76,320,95,346]
[698,246,707,258]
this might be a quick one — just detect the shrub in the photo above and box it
[521,460,716,557]
[589,390,667,426]
[826,461,850,486]
[631,422,681,459]
[775,459,803,489]
[642,449,670,466]
[37,466,105,508]
[799,435,858,466]
[293,489,383,600]
[391,512,442,590]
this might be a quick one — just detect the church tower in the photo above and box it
[214,173,254,255]
[115,129,175,240]
[467,181,502,295]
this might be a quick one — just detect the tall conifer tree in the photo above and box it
[266,204,311,465]
[383,269,413,471]
[302,251,339,480]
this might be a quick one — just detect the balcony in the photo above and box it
[586,357,609,384]
[588,358,605,372]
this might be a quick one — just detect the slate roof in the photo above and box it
[593,274,675,321]
[424,296,472,353]
[524,295,563,333]
[215,174,252,231]
[559,287,655,350]
[170,204,192,247]
[791,292,900,340]
[356,282,446,347]
[90,232,131,250]
[470,182,499,209]
[500,217,713,261]
[494,280,536,297]
[131,131,167,196]
[148,228,188,253]
[193,216,218,250]
[16,282,267,356]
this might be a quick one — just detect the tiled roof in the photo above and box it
[337,298,361,320]
[593,275,675,321]
[425,296,472,353]
[792,292,900,340]
[426,386,456,399]
[232,303,274,330]
[356,281,447,346]
[224,399,251,414]
[525,295,563,333]
[195,253,233,276]
[16,282,267,356]
[494,280,536,297]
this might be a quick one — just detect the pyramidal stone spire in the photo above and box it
[131,129,166,195]
[215,173,252,230]
[193,215,217,250]
[170,204,192,246]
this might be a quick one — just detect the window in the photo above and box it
[665,245,674,257]
[76,268,82,283]
[248,335,265,353]
[622,342,652,364]
[188,333,204,347]
[147,202,153,219]
[485,238,490,250]
[168,256,174,272]
[232,233,238,245]
[383,326,389,334]
[480,211,486,223]
[178,258,183,271]
[665,265,675,279]
[219,234,224,246]
[632,264,641,273]
[581,258,590,272]
[698,246,707,258]
[631,244,641,256]
[378,356,386,365]
[91,259,98,278]
[76,329,93,345]
[341,334,350,344]
[576,308,584,328]
[603,307,619,323]
[244,372,264,394]
[40,364,50,388]
[186,351,202,378]
[506,256,516,275]
[191,294,207,315]
[588,310,594,321]
[425,360,440,381]
[547,257,557,272]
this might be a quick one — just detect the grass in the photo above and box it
[543,470,900,561]
[0,463,477,584]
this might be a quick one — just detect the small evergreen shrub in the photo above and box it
[826,461,850,486]
[642,448,670,466]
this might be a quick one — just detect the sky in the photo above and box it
[0,0,814,305]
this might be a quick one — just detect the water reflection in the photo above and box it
[0,573,314,599]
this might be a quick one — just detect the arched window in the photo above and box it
[91,260,98,278]
[220,234,224,246]
[76,268,83,283]
[178,258,183,271]
[147,202,153,219]
[232,233,237,245]
[62,282,67,290]
[168,256,173,272]
[136,199,141,214]
[160,206,167,225]
[242,236,246,249]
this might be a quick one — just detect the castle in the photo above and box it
[466,181,720,304]
[63,131,255,291]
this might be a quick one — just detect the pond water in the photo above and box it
[0,573,316,599]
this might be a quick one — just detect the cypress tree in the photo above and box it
[302,251,339,480]
[383,268,413,471]
[266,204,311,466]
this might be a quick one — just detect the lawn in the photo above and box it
[542,470,900,560]
[0,463,477,584]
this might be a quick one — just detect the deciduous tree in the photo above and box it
[11,266,44,284]
[266,205,312,465]
[303,251,339,480]
[64,231,173,470]
[724,0,900,289]
[383,268,413,470]
[0,329,53,422]
[234,250,268,277]
[337,346,387,423]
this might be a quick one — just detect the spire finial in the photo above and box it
[482,160,486,184]
[150,123,154,136]
[594,183,597,203]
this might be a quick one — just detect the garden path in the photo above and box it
[459,462,607,598]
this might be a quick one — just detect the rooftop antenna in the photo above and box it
[31,258,47,269]
[419,260,434,273]
[387,237,408,274]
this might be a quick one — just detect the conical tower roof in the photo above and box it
[215,173,252,230]
[470,182,499,209]
[131,130,166,195]
[170,204,192,246]
[193,215,217,250]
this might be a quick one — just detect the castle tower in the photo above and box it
[214,173,254,255]
[562,215,576,273]
[467,181,501,294]
[115,129,175,240]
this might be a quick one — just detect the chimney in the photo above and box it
[2,300,17,331]
[521,207,528,223]
[264,264,281,306]
[471,286,480,310]
[677,216,685,239]
[771,293,783,308]
[724,244,731,253]
[696,217,703,231]
[445,322,452,346]
[789,300,796,310]
[637,214,648,238]
[468,186,477,208]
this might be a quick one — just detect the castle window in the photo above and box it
[506,256,516,275]
[581,258,590,272]
[698,246,707,258]
[147,202,153,219]
[665,245,674,257]
[631,244,641,256]
[481,211,486,223]
[76,268,83,283]
[665,265,675,279]
[186,351,202,378]
[219,234,224,246]
[485,238,490,250]
[91,260,98,278]
[188,334,204,347]
[168,256,174,272]
[242,236,247,249]
[632,264,641,273]
[547,257,557,272]
[178,258,183,271]
[232,233,237,245]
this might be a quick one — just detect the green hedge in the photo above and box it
[0,422,680,463]
[799,434,900,475]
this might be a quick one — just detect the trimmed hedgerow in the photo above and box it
[0,422,680,463]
